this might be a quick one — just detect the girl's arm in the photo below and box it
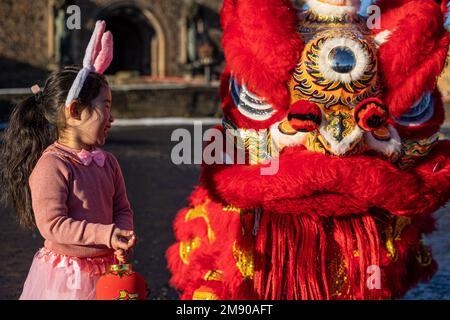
[29,154,115,247]
[109,154,134,231]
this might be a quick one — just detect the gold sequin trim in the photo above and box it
[330,258,350,298]
[223,205,241,213]
[416,240,433,267]
[385,216,411,262]
[185,202,215,243]
[232,241,254,280]
[179,237,201,265]
[192,289,218,300]
[204,270,223,281]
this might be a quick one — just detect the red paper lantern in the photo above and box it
[96,264,148,300]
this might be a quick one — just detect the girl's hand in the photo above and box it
[111,228,134,251]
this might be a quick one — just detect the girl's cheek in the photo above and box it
[103,109,110,124]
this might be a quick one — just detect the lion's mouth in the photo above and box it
[308,129,365,155]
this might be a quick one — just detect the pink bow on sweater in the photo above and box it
[77,149,106,167]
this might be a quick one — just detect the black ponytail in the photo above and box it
[0,96,56,228]
[0,66,108,229]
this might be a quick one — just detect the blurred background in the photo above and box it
[0,0,449,300]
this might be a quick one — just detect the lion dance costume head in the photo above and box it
[167,0,450,299]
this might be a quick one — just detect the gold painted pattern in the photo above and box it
[324,107,356,141]
[398,135,439,169]
[289,32,378,109]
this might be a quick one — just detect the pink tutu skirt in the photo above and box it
[20,248,115,300]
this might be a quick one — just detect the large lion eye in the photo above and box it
[328,46,356,74]
[318,37,370,83]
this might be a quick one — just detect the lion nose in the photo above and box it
[354,98,389,131]
[287,100,322,132]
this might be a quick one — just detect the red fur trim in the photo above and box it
[442,0,450,16]
[172,207,209,242]
[219,67,231,104]
[391,89,445,140]
[221,0,303,110]
[201,141,450,217]
[374,0,449,117]
[188,186,211,207]
[166,243,185,289]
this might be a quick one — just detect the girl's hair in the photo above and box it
[0,66,108,229]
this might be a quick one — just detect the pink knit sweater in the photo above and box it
[29,141,134,258]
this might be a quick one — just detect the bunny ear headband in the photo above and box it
[65,20,113,107]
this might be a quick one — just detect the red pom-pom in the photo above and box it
[354,98,389,131]
[287,100,322,132]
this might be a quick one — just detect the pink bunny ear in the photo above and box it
[93,31,113,74]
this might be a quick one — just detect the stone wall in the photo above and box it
[0,0,224,88]
[0,83,222,123]
[109,83,221,118]
[0,0,50,87]
[0,0,49,67]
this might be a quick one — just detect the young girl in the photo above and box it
[0,21,136,300]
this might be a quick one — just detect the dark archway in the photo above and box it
[97,5,155,75]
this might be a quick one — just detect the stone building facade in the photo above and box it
[0,0,224,88]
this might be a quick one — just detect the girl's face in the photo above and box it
[77,86,114,147]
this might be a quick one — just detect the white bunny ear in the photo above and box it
[83,20,105,68]
[93,31,113,74]
[65,20,113,107]
[65,68,91,107]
